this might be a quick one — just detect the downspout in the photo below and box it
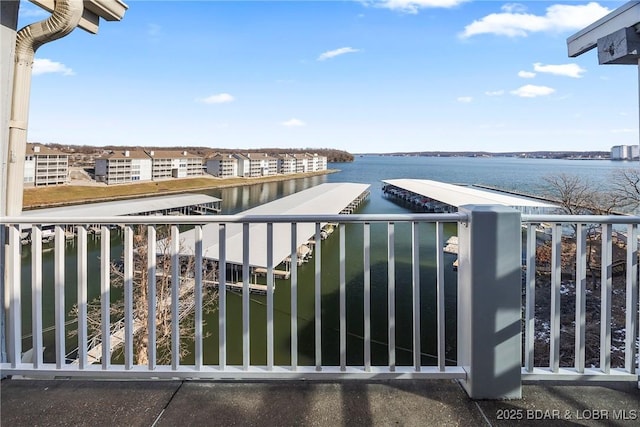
[3,0,83,365]
[5,0,83,216]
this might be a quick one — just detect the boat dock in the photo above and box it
[382,179,557,214]
[179,183,371,293]
[22,193,222,218]
[19,194,222,243]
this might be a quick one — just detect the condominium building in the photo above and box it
[278,154,297,174]
[147,150,203,179]
[206,153,238,178]
[95,150,152,185]
[246,153,278,177]
[24,143,70,186]
[292,153,310,173]
[307,153,327,171]
[611,145,639,160]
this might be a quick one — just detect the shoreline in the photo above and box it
[23,169,339,210]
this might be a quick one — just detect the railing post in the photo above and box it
[457,205,522,399]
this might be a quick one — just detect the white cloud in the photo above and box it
[611,128,638,134]
[460,2,610,38]
[457,96,473,103]
[501,3,528,14]
[199,93,235,104]
[533,62,586,78]
[518,71,536,78]
[485,90,505,96]
[510,84,555,98]
[369,0,467,14]
[317,47,360,61]
[32,58,75,76]
[281,118,306,127]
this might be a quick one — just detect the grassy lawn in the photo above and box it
[23,170,337,209]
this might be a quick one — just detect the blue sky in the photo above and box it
[18,0,638,153]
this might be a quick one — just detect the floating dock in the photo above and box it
[179,183,371,293]
[382,179,556,214]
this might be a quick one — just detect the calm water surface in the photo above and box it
[21,156,634,366]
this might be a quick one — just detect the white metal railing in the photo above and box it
[1,213,466,380]
[521,214,639,381]
[2,210,638,396]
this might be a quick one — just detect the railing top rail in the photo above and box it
[1,212,467,225]
[522,214,640,225]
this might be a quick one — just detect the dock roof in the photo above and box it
[22,194,221,218]
[179,183,371,267]
[382,179,556,209]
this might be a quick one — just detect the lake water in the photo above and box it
[21,156,634,366]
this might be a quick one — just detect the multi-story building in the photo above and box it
[245,153,278,176]
[307,153,327,172]
[95,150,152,185]
[206,153,238,178]
[232,153,250,177]
[94,149,326,184]
[292,153,310,173]
[278,154,297,174]
[146,150,203,179]
[24,143,70,186]
[611,145,639,160]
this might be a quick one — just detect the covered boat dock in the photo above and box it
[19,194,222,241]
[22,193,222,217]
[179,183,371,292]
[382,179,557,214]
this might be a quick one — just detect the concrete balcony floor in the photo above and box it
[1,379,639,426]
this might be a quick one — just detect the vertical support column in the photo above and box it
[1,0,20,367]
[457,205,522,400]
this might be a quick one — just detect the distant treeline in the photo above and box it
[370,151,610,159]
[39,143,355,163]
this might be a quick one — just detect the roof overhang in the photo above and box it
[29,0,128,34]
[567,1,640,57]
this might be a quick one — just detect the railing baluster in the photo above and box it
[388,222,396,372]
[364,222,371,372]
[339,223,346,371]
[124,225,133,370]
[101,226,111,369]
[8,224,21,368]
[219,223,227,370]
[436,222,445,372]
[315,222,322,371]
[267,222,274,370]
[171,225,180,370]
[290,223,298,370]
[32,225,43,368]
[195,225,203,370]
[524,224,536,373]
[550,223,561,373]
[54,226,65,369]
[147,225,157,371]
[625,224,638,374]
[600,223,612,374]
[242,222,250,370]
[575,224,587,374]
[77,225,88,369]
[412,221,421,371]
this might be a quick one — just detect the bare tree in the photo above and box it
[610,168,640,213]
[540,172,621,216]
[70,225,218,365]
